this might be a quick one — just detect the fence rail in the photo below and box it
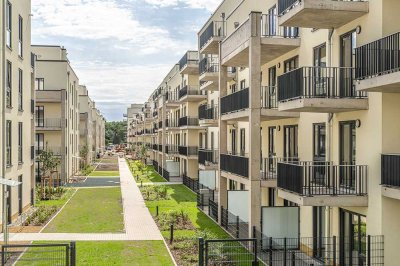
[178,116,199,127]
[35,118,62,128]
[221,88,249,115]
[381,154,400,187]
[261,13,299,38]
[277,161,368,196]
[199,21,226,49]
[199,104,219,120]
[199,149,219,165]
[220,154,249,178]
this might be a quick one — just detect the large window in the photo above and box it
[18,122,23,163]
[18,69,23,111]
[35,78,44,91]
[284,56,299,73]
[6,2,12,48]
[18,15,23,57]
[313,123,326,160]
[6,120,12,167]
[240,128,246,156]
[35,106,44,127]
[6,61,12,108]
[284,125,298,159]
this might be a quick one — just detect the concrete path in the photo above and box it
[2,158,163,241]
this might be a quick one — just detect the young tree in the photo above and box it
[79,145,89,168]
[37,149,61,199]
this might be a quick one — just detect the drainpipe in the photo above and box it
[2,0,8,236]
[327,28,334,239]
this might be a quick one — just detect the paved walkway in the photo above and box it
[2,158,163,241]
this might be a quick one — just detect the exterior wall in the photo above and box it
[0,0,35,225]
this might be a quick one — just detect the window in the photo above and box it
[35,133,44,154]
[35,78,44,90]
[313,43,327,67]
[284,125,298,159]
[6,61,12,108]
[284,56,299,73]
[35,106,44,127]
[18,175,23,214]
[268,188,275,206]
[240,128,246,156]
[240,80,246,90]
[6,2,12,48]
[18,15,23,57]
[18,122,23,163]
[313,123,326,160]
[18,69,23,111]
[6,120,12,167]
[267,6,277,36]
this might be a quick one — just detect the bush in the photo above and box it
[141,185,169,201]
[23,205,59,226]
[36,185,66,201]
[156,209,192,230]
[81,165,95,176]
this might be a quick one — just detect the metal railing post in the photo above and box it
[253,238,258,266]
[2,246,6,266]
[236,216,240,238]
[333,236,337,265]
[367,235,371,266]
[70,241,76,266]
[269,237,273,265]
[198,237,204,266]
[284,237,287,266]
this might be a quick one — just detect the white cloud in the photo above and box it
[144,0,221,11]
[32,0,190,54]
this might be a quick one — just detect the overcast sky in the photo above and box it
[31,0,221,121]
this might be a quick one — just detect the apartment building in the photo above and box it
[91,104,106,155]
[0,0,35,226]
[196,0,399,264]
[78,85,94,165]
[126,104,142,145]
[32,45,80,184]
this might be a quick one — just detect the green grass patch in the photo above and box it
[43,187,124,233]
[89,171,120,177]
[16,241,174,266]
[129,161,166,183]
[35,188,75,208]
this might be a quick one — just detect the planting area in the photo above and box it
[43,187,124,233]
[141,184,230,265]
[128,160,166,183]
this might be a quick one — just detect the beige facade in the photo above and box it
[78,85,94,165]
[91,103,106,155]
[0,0,35,226]
[128,0,400,264]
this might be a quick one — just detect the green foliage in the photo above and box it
[37,149,61,178]
[156,209,191,230]
[81,165,95,176]
[105,121,127,145]
[35,185,66,201]
[141,185,169,201]
[23,205,59,226]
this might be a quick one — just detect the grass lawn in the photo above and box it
[89,170,120,177]
[129,161,166,183]
[43,187,124,233]
[36,188,76,208]
[17,241,174,266]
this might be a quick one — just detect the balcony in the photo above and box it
[178,146,198,157]
[278,67,368,113]
[220,153,249,179]
[381,154,400,200]
[221,14,300,66]
[178,86,206,102]
[199,104,219,126]
[261,86,299,121]
[199,149,219,169]
[35,118,62,130]
[165,145,179,155]
[178,116,200,128]
[158,121,163,129]
[35,90,62,103]
[277,161,368,206]
[220,88,249,116]
[165,119,179,131]
[152,144,157,151]
[179,51,199,75]
[165,92,180,109]
[199,57,235,84]
[36,146,62,156]
[355,32,400,92]
[199,21,225,54]
[278,0,369,29]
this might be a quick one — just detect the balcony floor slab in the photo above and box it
[200,37,223,55]
[382,186,400,201]
[278,98,369,113]
[356,71,400,93]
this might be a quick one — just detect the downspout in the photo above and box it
[2,0,8,236]
[327,28,334,240]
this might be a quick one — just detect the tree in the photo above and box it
[138,144,148,164]
[105,121,127,144]
[37,149,61,199]
[80,145,89,168]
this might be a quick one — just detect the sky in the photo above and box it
[31,0,222,121]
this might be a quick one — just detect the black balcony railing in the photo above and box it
[277,67,367,102]
[158,121,163,129]
[199,21,226,49]
[199,149,219,165]
[166,119,178,128]
[220,154,249,178]
[261,86,278,109]
[165,145,178,155]
[165,91,178,102]
[163,168,170,181]
[178,86,203,99]
[199,104,219,120]
[278,0,300,15]
[179,51,199,70]
[221,88,249,115]
[178,146,198,156]
[178,116,199,127]
[35,118,62,128]
[356,31,400,80]
[261,14,299,38]
[277,161,368,196]
[382,154,400,187]
[199,57,219,75]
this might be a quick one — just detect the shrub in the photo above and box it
[36,185,66,201]
[23,205,59,226]
[156,209,192,230]
[140,185,169,201]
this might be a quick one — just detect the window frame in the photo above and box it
[18,122,23,164]
[6,1,12,48]
[6,120,12,167]
[18,15,23,57]
[6,61,12,108]
[18,68,23,111]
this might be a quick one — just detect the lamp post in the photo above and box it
[1,178,22,245]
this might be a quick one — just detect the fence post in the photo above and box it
[2,246,6,266]
[284,237,287,266]
[70,241,76,266]
[252,226,256,238]
[367,235,371,266]
[253,238,258,266]
[170,224,174,244]
[291,252,295,266]
[198,237,204,266]
[236,216,240,238]
[156,206,159,216]
[269,237,273,265]
[331,235,336,265]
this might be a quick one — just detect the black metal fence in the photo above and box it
[163,168,170,181]
[261,14,299,38]
[356,31,400,80]
[277,161,368,196]
[220,154,249,178]
[220,88,249,115]
[278,67,367,102]
[179,51,199,70]
[199,104,219,120]
[261,86,278,109]
[1,242,76,266]
[199,56,219,75]
[198,238,258,266]
[199,149,219,166]
[278,0,299,15]
[165,145,178,155]
[199,21,226,49]
[178,85,203,99]
[381,154,400,187]
[178,146,198,156]
[221,207,249,240]
[208,198,219,222]
[178,116,199,127]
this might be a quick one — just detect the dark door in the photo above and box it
[340,209,367,265]
[339,121,356,189]
[340,31,356,97]
[313,44,327,96]
[231,129,236,155]
[313,123,327,185]
[313,206,326,259]
[284,125,298,160]
[240,129,245,156]
[18,175,23,215]
[268,67,277,108]
[268,127,276,175]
